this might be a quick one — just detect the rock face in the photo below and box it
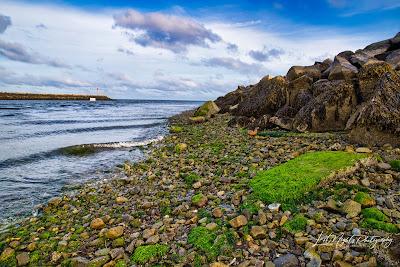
[214,32,400,146]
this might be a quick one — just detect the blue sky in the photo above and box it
[0,0,399,99]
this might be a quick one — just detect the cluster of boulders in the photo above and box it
[215,32,400,146]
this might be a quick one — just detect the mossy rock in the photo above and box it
[61,145,96,156]
[354,192,376,207]
[360,218,399,233]
[131,244,169,264]
[361,207,389,222]
[250,151,366,207]
[0,248,16,267]
[390,160,400,171]
[283,214,307,234]
[188,226,233,261]
[170,125,183,133]
[194,101,220,117]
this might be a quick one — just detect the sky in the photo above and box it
[0,0,399,100]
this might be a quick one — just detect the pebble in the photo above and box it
[105,226,124,239]
[213,208,223,218]
[250,226,266,239]
[16,252,29,266]
[273,253,299,267]
[341,200,361,218]
[90,218,106,229]
[229,215,248,228]
[268,203,281,212]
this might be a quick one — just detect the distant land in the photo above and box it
[0,92,111,101]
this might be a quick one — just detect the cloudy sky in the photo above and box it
[0,0,399,100]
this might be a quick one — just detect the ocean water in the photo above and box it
[0,99,200,226]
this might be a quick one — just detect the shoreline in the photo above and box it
[0,113,399,266]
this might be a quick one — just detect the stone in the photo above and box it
[105,226,124,239]
[194,100,220,118]
[273,253,299,267]
[48,196,62,206]
[95,248,110,257]
[116,196,128,204]
[355,147,372,153]
[352,228,361,236]
[295,236,309,245]
[90,218,105,230]
[286,65,321,82]
[328,56,358,81]
[51,251,62,263]
[206,222,218,231]
[192,194,208,207]
[293,79,357,132]
[377,162,391,170]
[110,247,124,259]
[146,235,160,244]
[213,208,223,218]
[175,143,188,153]
[268,203,281,212]
[334,261,352,267]
[229,215,248,228]
[332,250,343,261]
[26,243,36,252]
[342,199,361,218]
[192,181,202,189]
[265,261,276,267]
[210,262,229,267]
[16,252,29,266]
[234,76,288,118]
[250,226,266,239]
[143,228,156,239]
[189,116,206,123]
[70,256,90,267]
[304,248,322,267]
[88,255,110,267]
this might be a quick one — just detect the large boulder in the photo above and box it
[215,85,248,113]
[194,101,220,118]
[292,80,357,132]
[346,70,400,146]
[385,49,400,70]
[286,65,321,82]
[287,75,313,110]
[328,56,358,80]
[357,61,394,101]
[234,76,288,117]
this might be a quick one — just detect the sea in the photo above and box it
[0,99,200,227]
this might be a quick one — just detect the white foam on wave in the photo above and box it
[88,135,164,149]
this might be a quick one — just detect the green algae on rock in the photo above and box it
[250,151,366,207]
[131,244,169,264]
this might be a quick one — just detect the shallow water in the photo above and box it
[0,99,199,225]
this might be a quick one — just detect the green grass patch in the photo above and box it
[283,214,307,234]
[250,151,366,206]
[360,219,398,233]
[389,160,400,171]
[181,172,200,186]
[131,244,169,264]
[354,192,375,206]
[360,207,398,233]
[200,142,225,154]
[61,145,96,156]
[361,208,389,222]
[188,226,234,261]
[170,125,183,133]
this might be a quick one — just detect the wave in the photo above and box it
[3,122,165,140]
[20,116,169,126]
[0,136,164,169]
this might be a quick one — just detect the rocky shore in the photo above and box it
[0,112,399,267]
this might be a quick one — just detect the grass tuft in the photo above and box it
[131,244,169,264]
[250,151,366,206]
[389,160,400,171]
[361,208,389,222]
[360,219,398,233]
[283,214,307,233]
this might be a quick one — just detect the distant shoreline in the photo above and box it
[0,92,111,101]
